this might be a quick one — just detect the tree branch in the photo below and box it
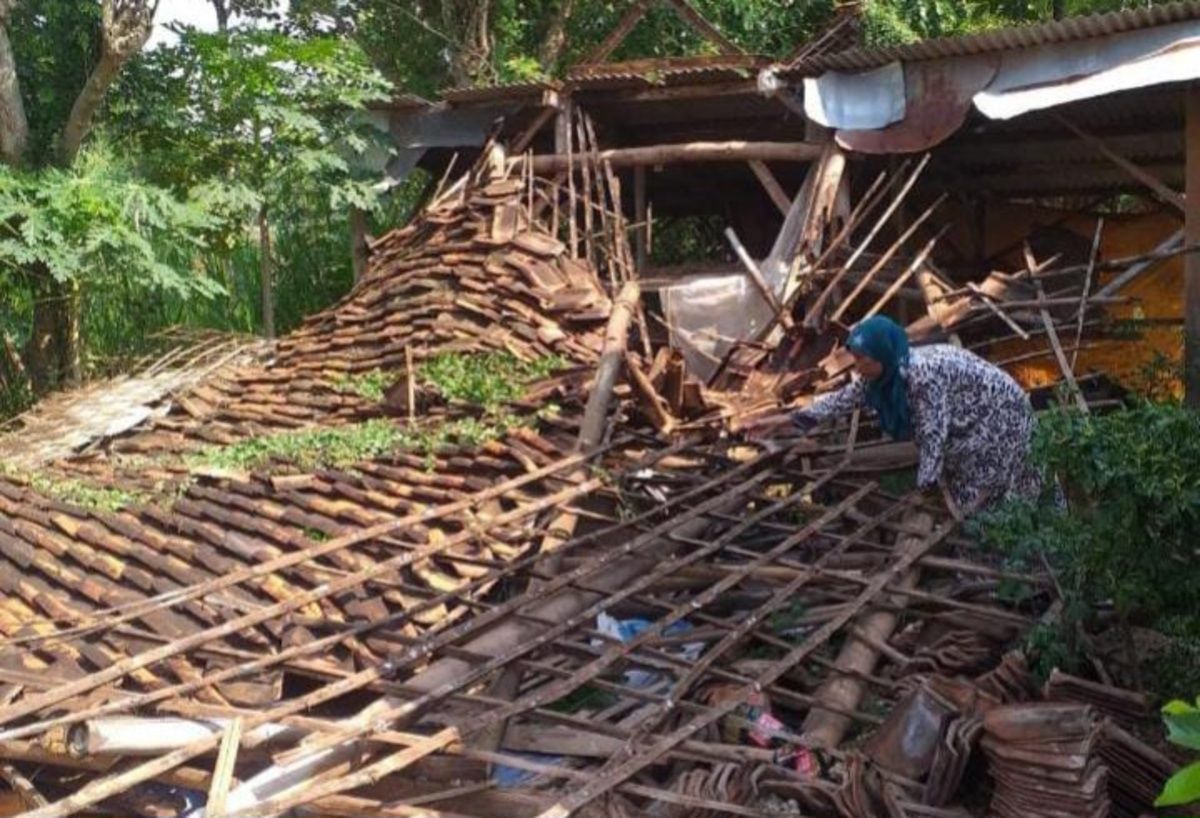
[58,0,159,166]
[211,0,230,32]
[0,0,28,166]
[538,0,577,71]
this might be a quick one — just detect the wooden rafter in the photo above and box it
[1055,113,1186,211]
[660,0,744,55]
[580,0,741,66]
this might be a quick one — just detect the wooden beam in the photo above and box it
[1035,282,1089,413]
[634,165,648,270]
[799,512,931,748]
[582,0,651,64]
[528,140,822,173]
[511,95,560,155]
[1055,114,1185,211]
[1092,229,1183,300]
[662,0,743,54]
[204,718,243,818]
[578,282,641,450]
[1187,83,1200,408]
[724,227,790,329]
[748,159,790,215]
[0,763,48,809]
[583,78,759,104]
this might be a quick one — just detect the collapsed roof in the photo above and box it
[0,4,1195,816]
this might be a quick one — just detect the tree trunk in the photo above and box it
[59,55,122,166]
[0,14,28,167]
[259,205,275,339]
[538,0,577,71]
[211,0,230,32]
[443,0,494,86]
[25,273,79,393]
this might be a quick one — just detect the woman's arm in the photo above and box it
[794,378,868,427]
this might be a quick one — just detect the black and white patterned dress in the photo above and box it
[797,344,1042,511]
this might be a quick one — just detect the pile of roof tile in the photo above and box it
[981,703,1110,818]
[0,154,617,707]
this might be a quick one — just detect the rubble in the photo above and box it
[0,7,1194,816]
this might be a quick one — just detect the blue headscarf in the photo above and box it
[846,316,912,441]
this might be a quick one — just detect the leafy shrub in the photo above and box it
[420,352,565,409]
[1157,696,1200,808]
[975,402,1200,692]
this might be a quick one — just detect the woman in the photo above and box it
[748,316,1043,516]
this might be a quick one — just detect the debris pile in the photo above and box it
[0,115,1186,818]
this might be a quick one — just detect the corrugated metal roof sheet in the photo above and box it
[435,2,1200,104]
[786,0,1200,74]
[566,54,767,86]
[442,80,560,105]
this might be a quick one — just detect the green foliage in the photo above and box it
[767,600,808,636]
[420,352,566,409]
[0,146,219,296]
[648,216,728,266]
[333,369,390,402]
[0,145,226,385]
[194,413,538,472]
[107,28,395,335]
[8,2,103,168]
[862,0,1180,44]
[1157,697,1200,808]
[114,29,391,196]
[975,401,1200,692]
[21,474,148,513]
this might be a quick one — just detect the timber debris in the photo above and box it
[0,22,1192,818]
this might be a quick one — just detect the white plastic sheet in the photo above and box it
[662,274,774,383]
[803,61,906,130]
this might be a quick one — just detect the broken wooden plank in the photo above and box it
[204,717,243,818]
[1035,281,1089,413]
[748,159,791,215]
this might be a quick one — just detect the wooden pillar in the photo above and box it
[349,207,369,283]
[1185,84,1200,408]
[634,165,648,271]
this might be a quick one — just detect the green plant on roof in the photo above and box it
[24,475,147,514]
[332,370,391,402]
[193,414,538,472]
[420,352,566,410]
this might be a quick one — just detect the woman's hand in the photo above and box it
[919,481,963,521]
[940,485,964,522]
[742,413,788,442]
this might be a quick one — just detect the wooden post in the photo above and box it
[578,282,641,450]
[634,165,648,271]
[348,207,369,283]
[258,205,275,339]
[1186,84,1200,408]
[799,512,931,748]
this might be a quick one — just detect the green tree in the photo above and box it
[286,0,836,94]
[112,28,392,337]
[0,0,223,397]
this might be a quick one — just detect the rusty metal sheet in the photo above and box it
[836,55,997,154]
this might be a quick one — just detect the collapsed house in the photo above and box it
[0,2,1197,817]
